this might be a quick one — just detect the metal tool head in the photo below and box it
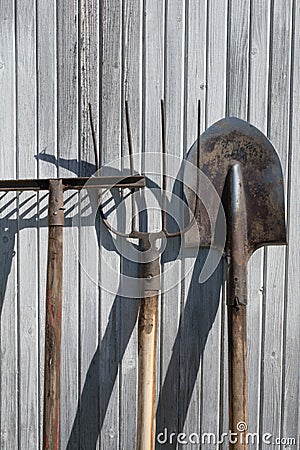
[100,100,201,241]
[185,117,287,256]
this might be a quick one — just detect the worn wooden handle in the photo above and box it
[136,294,159,450]
[226,162,249,450]
[43,180,64,450]
[227,245,248,450]
[228,304,248,450]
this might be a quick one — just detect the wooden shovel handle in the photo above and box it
[227,247,248,450]
[226,162,248,450]
[43,180,64,450]
[136,294,159,450]
[228,303,248,450]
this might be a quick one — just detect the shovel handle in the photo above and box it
[228,302,248,450]
[226,163,248,450]
[43,180,64,450]
[227,237,249,450]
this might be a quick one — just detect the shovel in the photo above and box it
[185,117,286,450]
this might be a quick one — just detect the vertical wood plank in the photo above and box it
[260,0,290,447]
[119,0,142,448]
[0,0,18,448]
[0,196,18,450]
[99,0,123,448]
[247,0,271,444]
[260,1,292,446]
[159,0,186,445]
[56,2,80,448]
[226,0,250,118]
[15,1,39,448]
[206,0,228,126]
[281,0,299,444]
[78,1,100,449]
[179,1,208,447]
[36,0,57,447]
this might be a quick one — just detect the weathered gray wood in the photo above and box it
[99,0,123,448]
[0,195,18,450]
[180,1,207,446]
[78,1,100,449]
[247,1,271,444]
[0,1,299,449]
[120,0,142,448]
[0,1,18,448]
[206,0,228,126]
[282,1,300,444]
[15,1,39,448]
[159,0,186,445]
[56,2,80,449]
[261,1,292,447]
[227,0,250,118]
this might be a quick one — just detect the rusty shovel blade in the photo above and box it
[185,117,287,255]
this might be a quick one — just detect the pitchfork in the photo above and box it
[98,100,201,450]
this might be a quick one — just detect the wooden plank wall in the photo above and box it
[0,0,298,449]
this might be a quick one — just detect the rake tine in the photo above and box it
[161,99,167,233]
[194,99,201,216]
[88,102,99,172]
[125,100,137,234]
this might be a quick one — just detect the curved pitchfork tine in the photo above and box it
[162,99,201,238]
[99,100,138,238]
[99,99,201,240]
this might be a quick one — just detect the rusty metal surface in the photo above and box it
[185,117,287,256]
[225,164,248,305]
[0,175,146,191]
[140,237,161,293]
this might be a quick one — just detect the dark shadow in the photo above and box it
[156,249,223,449]
[0,198,17,314]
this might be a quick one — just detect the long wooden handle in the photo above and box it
[43,180,64,450]
[136,240,160,450]
[226,163,248,450]
[137,294,159,450]
[228,303,248,450]
[227,227,248,450]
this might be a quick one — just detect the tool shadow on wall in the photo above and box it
[0,152,223,449]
